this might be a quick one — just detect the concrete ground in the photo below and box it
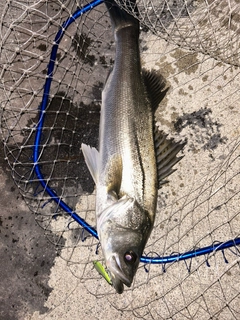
[0,1,239,319]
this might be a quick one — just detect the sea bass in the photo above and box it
[82,0,185,293]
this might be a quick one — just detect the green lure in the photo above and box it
[93,260,112,285]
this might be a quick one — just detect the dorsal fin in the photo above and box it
[142,69,169,112]
[154,127,187,188]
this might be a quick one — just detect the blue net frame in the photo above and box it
[33,0,240,264]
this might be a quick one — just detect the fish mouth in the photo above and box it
[108,255,132,289]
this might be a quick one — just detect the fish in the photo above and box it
[81,0,186,294]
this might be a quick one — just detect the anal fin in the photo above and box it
[154,128,187,188]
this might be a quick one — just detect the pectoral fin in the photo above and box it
[81,143,99,184]
[154,128,187,188]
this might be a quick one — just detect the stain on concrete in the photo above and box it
[202,75,208,82]
[157,61,176,78]
[174,107,228,151]
[202,133,228,151]
[170,111,180,122]
[171,49,199,75]
[178,88,188,96]
[37,43,47,52]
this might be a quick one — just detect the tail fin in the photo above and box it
[105,0,139,32]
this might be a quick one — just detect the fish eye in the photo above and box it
[124,251,138,265]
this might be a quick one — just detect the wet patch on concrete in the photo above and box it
[72,33,96,67]
[41,91,100,194]
[17,90,100,198]
[0,86,101,318]
[92,81,104,101]
[0,146,57,320]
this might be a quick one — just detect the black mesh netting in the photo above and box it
[0,0,239,319]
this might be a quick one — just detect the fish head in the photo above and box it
[97,196,152,294]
